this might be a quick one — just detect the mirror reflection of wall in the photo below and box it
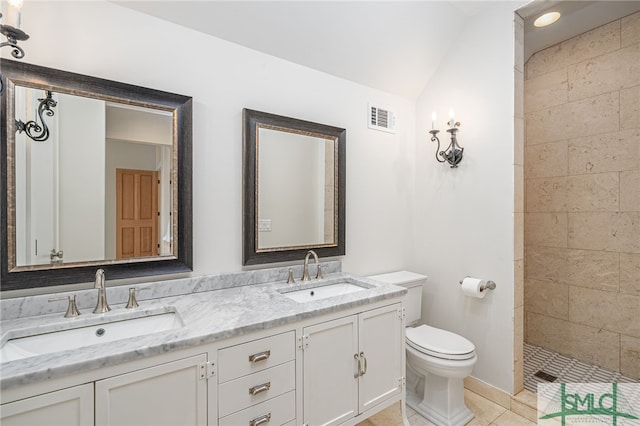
[257,127,336,250]
[14,87,173,267]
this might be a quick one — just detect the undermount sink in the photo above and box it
[1,310,183,363]
[278,281,370,303]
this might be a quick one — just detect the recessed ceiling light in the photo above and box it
[534,12,561,27]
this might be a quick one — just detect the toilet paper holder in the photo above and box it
[459,278,496,292]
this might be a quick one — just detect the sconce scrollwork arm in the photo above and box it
[429,124,464,168]
[15,90,57,142]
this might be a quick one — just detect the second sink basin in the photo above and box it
[278,281,370,303]
[1,310,183,363]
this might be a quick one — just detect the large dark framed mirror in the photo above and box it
[243,109,345,265]
[1,59,193,290]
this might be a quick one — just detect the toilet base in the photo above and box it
[406,371,474,426]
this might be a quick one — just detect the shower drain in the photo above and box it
[534,370,558,382]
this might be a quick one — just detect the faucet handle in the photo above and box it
[48,295,81,318]
[278,268,296,284]
[316,264,323,280]
[126,287,151,309]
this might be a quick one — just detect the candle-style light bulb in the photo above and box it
[6,0,24,28]
[431,112,437,130]
[448,108,455,129]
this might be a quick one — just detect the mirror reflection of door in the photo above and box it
[13,85,174,267]
[116,169,158,259]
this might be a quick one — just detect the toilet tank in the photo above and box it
[368,271,427,326]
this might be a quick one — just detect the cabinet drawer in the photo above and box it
[219,390,295,426]
[219,361,295,417]
[218,331,295,382]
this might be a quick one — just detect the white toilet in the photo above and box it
[369,271,477,426]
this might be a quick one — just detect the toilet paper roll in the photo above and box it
[461,277,487,299]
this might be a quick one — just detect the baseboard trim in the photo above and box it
[463,376,511,409]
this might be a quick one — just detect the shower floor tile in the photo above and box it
[523,343,639,393]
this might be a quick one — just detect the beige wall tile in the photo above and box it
[515,69,524,119]
[568,212,640,253]
[524,141,568,178]
[525,279,569,319]
[526,92,619,145]
[525,176,567,212]
[515,165,524,214]
[622,10,640,47]
[515,117,524,166]
[515,259,524,307]
[621,170,640,212]
[524,212,567,248]
[621,253,640,295]
[569,286,640,337]
[513,359,524,395]
[514,305,524,361]
[565,172,619,212]
[526,312,620,371]
[566,249,620,292]
[515,15,524,73]
[526,20,621,80]
[525,68,567,113]
[568,44,640,101]
[568,129,640,175]
[621,334,640,379]
[525,246,567,282]
[621,86,640,129]
[515,212,524,260]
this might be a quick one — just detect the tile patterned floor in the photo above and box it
[356,390,535,426]
[523,343,639,393]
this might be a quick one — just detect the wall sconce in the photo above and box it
[0,0,30,96]
[429,109,464,168]
[16,90,57,142]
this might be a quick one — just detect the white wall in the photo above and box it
[13,0,524,392]
[19,0,416,276]
[412,2,524,393]
[58,93,106,263]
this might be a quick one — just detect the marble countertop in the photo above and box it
[0,272,405,390]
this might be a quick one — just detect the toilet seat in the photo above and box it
[406,325,475,361]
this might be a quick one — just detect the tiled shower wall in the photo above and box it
[524,12,640,379]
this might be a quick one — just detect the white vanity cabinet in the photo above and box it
[95,353,208,426]
[217,331,296,426]
[301,303,404,426]
[1,292,405,426]
[0,383,94,426]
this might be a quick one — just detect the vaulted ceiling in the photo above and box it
[116,1,640,99]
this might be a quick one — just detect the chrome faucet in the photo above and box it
[93,268,111,314]
[301,250,323,281]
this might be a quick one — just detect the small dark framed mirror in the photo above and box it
[243,109,346,265]
[1,59,193,290]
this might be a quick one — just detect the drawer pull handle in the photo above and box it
[353,353,361,378]
[360,352,367,376]
[249,413,271,426]
[249,382,271,395]
[249,350,271,363]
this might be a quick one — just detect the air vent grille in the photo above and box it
[368,104,396,133]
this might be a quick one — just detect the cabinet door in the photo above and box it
[358,303,403,413]
[303,315,358,426]
[1,383,93,426]
[95,353,207,426]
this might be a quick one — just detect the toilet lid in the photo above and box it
[406,325,475,360]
